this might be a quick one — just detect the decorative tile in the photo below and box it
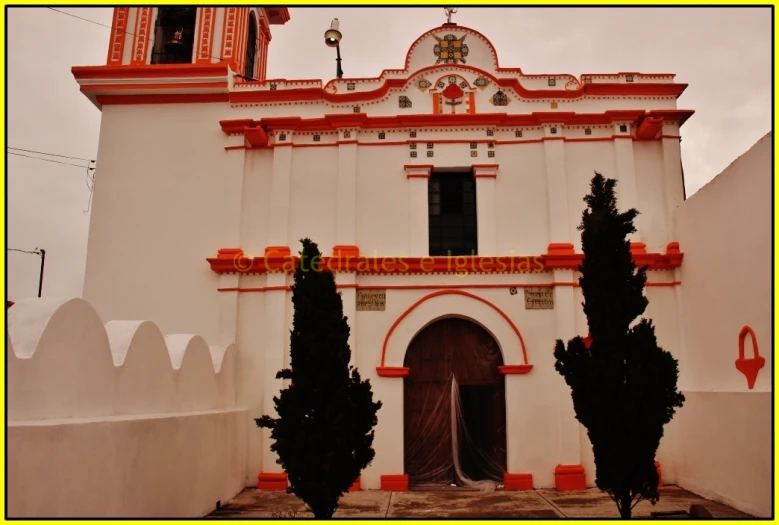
[550,101,558,109]
[353,106,361,113]
[550,127,557,135]
[459,81,468,89]
[585,128,592,136]
[470,150,478,157]
[278,133,287,141]
[343,130,351,139]
[470,142,477,149]
[410,131,417,138]
[625,74,634,83]
[378,132,386,140]
[489,90,510,106]
[583,76,592,84]
[313,134,320,142]
[269,83,277,90]
[515,130,523,138]
[548,78,556,87]
[488,142,494,148]
[437,81,446,89]
[399,96,412,108]
[410,143,417,149]
[619,124,628,132]
[347,82,356,90]
[488,151,495,158]
[417,77,432,91]
[410,151,417,158]
[486,129,494,137]
[433,33,469,65]
[448,75,457,84]
[427,142,434,149]
[427,151,434,158]
[474,75,490,89]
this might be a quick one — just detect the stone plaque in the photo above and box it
[524,287,554,310]
[356,289,386,311]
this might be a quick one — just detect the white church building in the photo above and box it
[6,7,771,518]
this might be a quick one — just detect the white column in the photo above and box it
[661,130,685,239]
[543,125,571,245]
[612,122,641,242]
[473,164,498,256]
[405,165,432,257]
[261,271,288,473]
[267,130,294,249]
[335,128,358,251]
[552,269,582,466]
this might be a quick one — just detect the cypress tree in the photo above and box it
[256,238,382,519]
[553,173,685,518]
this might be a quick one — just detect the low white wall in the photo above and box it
[7,298,247,518]
[672,132,772,517]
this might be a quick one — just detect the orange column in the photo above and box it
[106,8,129,65]
[130,7,153,64]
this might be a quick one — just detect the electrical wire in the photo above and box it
[8,248,42,255]
[46,7,260,79]
[8,152,94,170]
[8,147,94,163]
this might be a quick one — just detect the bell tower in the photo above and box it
[106,7,289,80]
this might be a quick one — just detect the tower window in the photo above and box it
[245,13,258,79]
[151,7,197,65]
[428,170,478,256]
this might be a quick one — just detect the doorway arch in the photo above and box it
[403,317,507,489]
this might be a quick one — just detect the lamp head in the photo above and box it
[324,18,342,47]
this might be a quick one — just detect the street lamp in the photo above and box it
[324,18,343,79]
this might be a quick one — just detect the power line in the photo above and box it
[46,7,250,74]
[8,248,42,255]
[9,152,95,170]
[8,147,94,163]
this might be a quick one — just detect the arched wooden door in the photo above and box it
[403,317,507,488]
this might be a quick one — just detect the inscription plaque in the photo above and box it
[524,287,554,310]
[356,289,386,311]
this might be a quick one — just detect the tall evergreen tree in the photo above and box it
[256,238,382,519]
[553,173,685,518]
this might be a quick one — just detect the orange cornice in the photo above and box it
[218,110,694,136]
[206,242,683,275]
[72,63,232,80]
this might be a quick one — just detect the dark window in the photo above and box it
[428,171,477,256]
[245,13,258,79]
[151,7,197,64]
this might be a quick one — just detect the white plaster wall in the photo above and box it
[671,132,772,517]
[7,297,245,517]
[288,147,338,249]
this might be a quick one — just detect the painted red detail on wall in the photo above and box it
[380,474,409,491]
[554,464,586,490]
[504,472,533,491]
[257,472,287,491]
[735,325,764,389]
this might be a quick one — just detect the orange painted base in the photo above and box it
[504,472,533,491]
[258,472,288,491]
[380,474,409,491]
[350,476,361,491]
[655,461,663,488]
[554,464,586,491]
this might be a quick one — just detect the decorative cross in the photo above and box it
[444,7,458,24]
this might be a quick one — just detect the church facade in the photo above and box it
[73,7,696,492]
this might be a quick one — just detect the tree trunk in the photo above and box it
[618,495,633,519]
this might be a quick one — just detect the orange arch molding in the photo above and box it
[377,290,532,377]
[735,325,765,390]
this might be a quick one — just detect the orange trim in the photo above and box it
[504,473,533,491]
[498,365,533,375]
[379,290,530,371]
[131,8,152,65]
[107,8,130,65]
[72,63,231,80]
[81,82,228,92]
[554,464,586,491]
[333,245,360,257]
[216,282,679,293]
[257,472,287,491]
[96,94,229,105]
[736,325,765,390]
[655,461,663,489]
[474,173,497,179]
[207,243,683,275]
[380,474,408,492]
[376,367,410,378]
[349,476,361,492]
[220,8,236,60]
[195,8,216,64]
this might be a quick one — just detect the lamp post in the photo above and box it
[324,18,343,79]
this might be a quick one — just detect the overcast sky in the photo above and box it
[7,7,771,301]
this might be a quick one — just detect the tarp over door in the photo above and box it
[403,317,507,488]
